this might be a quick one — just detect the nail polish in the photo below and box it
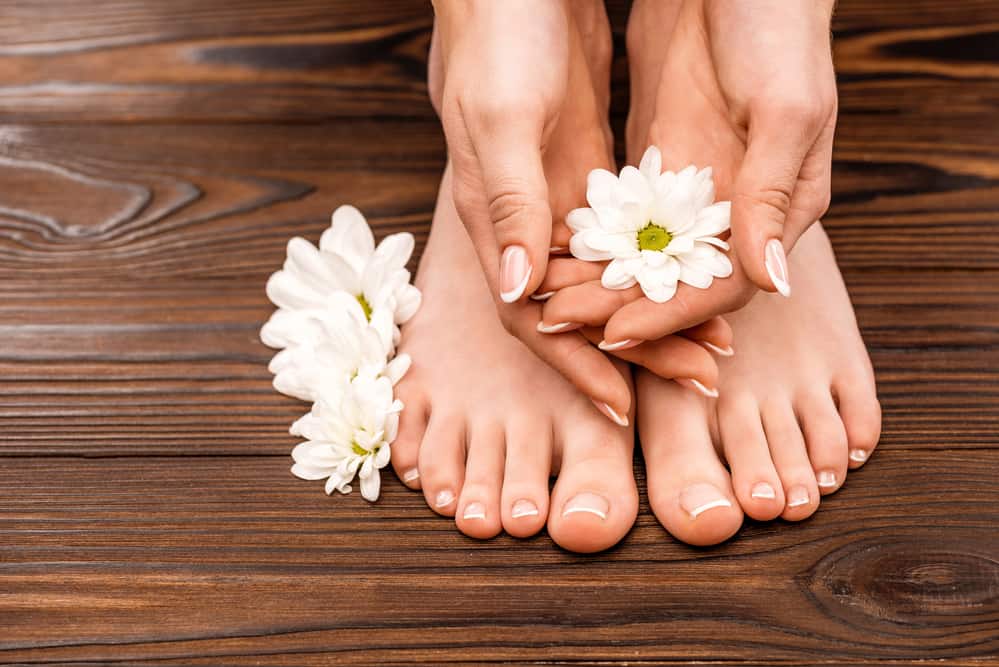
[499,245,532,303]
[764,238,791,297]
[462,502,486,520]
[402,468,419,483]
[598,338,638,352]
[434,489,455,508]
[699,340,735,357]
[849,449,869,463]
[536,321,575,334]
[787,486,810,508]
[549,246,567,253]
[562,492,609,520]
[591,399,629,427]
[530,291,555,301]
[511,498,540,519]
[816,470,838,488]
[680,483,732,519]
[675,377,720,398]
[750,482,777,500]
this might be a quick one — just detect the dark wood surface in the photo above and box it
[1,1,997,664]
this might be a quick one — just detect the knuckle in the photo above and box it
[487,184,545,229]
[737,186,794,223]
[467,90,541,126]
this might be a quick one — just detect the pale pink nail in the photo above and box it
[591,399,629,427]
[699,341,735,357]
[598,338,641,351]
[511,498,540,519]
[434,489,455,508]
[849,449,869,463]
[530,291,555,301]
[787,485,810,508]
[675,377,719,399]
[562,492,609,520]
[462,502,486,520]
[402,468,419,483]
[536,321,576,334]
[680,483,732,518]
[816,470,838,488]
[499,245,532,303]
[750,482,776,500]
[764,239,791,297]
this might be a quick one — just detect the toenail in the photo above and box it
[598,338,640,351]
[537,321,576,334]
[530,291,555,301]
[680,483,732,518]
[402,468,419,483]
[699,340,735,357]
[750,482,776,500]
[462,502,486,520]
[590,399,629,427]
[816,470,838,488]
[675,377,720,399]
[562,492,609,520]
[849,448,869,463]
[787,486,810,508]
[511,498,539,519]
[434,489,455,508]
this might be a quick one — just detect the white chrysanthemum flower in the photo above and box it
[289,374,403,502]
[265,205,422,341]
[263,307,410,402]
[567,146,733,303]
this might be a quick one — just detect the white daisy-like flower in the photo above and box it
[263,307,410,402]
[265,205,422,341]
[289,374,403,502]
[567,146,733,303]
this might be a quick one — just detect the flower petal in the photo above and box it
[639,145,662,183]
[570,232,614,262]
[265,271,323,311]
[322,205,375,269]
[384,353,411,385]
[374,232,415,271]
[688,200,732,239]
[393,284,422,324]
[601,257,640,290]
[618,166,652,204]
[566,207,599,233]
[360,465,381,501]
[586,169,618,209]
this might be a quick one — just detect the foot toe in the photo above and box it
[390,388,428,489]
[417,413,466,517]
[762,401,821,521]
[798,391,849,495]
[718,392,785,521]
[500,416,552,538]
[835,378,882,469]
[455,423,504,539]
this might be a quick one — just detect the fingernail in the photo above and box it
[537,321,576,334]
[462,501,486,520]
[402,468,419,483]
[699,341,735,357]
[816,470,838,488]
[500,245,532,303]
[562,492,609,520]
[680,483,732,518]
[750,482,776,500]
[849,448,869,463]
[787,485,810,508]
[591,399,629,427]
[434,489,455,508]
[764,239,791,297]
[675,377,719,399]
[549,246,567,253]
[530,291,555,301]
[511,498,539,519]
[598,338,640,351]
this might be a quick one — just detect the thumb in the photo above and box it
[730,118,811,297]
[468,118,553,304]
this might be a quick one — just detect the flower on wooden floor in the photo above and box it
[568,146,733,303]
[262,205,420,502]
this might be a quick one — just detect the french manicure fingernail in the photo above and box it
[530,291,555,301]
[434,489,455,508]
[562,492,609,520]
[402,468,419,483]
[787,485,810,508]
[675,377,720,398]
[499,245,532,303]
[699,341,735,357]
[537,321,575,334]
[849,448,869,463]
[750,482,776,500]
[680,483,732,519]
[764,239,791,297]
[462,501,486,520]
[591,399,629,427]
[549,246,567,253]
[816,470,838,488]
[511,498,540,519]
[598,338,639,351]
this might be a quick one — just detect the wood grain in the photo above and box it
[0,0,997,664]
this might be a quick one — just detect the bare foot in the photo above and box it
[636,224,881,546]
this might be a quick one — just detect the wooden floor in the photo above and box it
[1,1,997,664]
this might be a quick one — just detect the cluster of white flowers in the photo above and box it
[568,146,733,303]
[261,205,421,502]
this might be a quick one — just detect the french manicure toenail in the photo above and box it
[750,482,776,500]
[817,470,838,488]
[434,490,455,508]
[530,291,555,301]
[462,502,486,520]
[499,245,532,303]
[537,321,574,334]
[675,377,720,398]
[562,492,609,520]
[511,498,539,519]
[849,449,869,463]
[598,338,635,351]
[590,399,629,427]
[787,486,810,508]
[699,341,735,357]
[680,483,732,518]
[764,238,791,297]
[402,468,419,483]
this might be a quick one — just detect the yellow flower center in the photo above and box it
[637,222,672,252]
[356,294,373,321]
[352,441,377,457]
